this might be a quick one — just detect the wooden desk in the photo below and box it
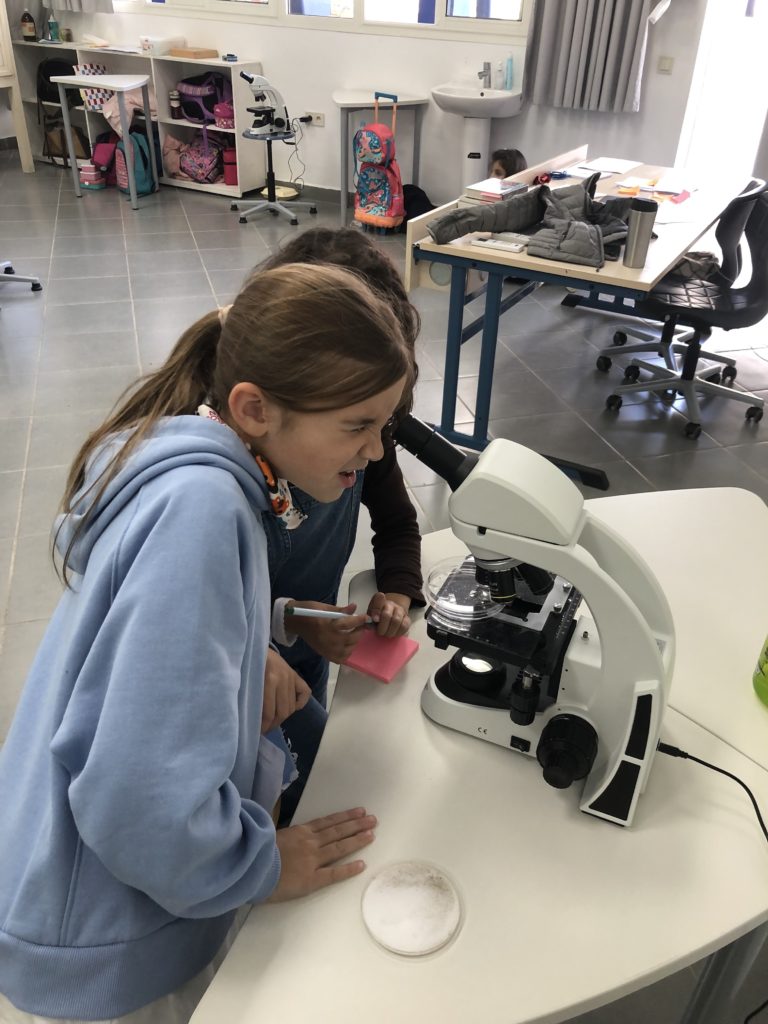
[405,149,747,450]
[192,488,768,1024]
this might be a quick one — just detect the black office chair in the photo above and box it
[598,183,768,438]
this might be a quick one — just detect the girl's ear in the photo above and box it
[227,383,276,439]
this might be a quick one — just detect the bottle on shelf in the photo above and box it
[47,14,60,41]
[169,90,183,119]
[20,9,37,42]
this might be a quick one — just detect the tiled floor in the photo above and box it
[2,151,768,1022]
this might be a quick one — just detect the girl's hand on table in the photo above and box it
[367,592,411,638]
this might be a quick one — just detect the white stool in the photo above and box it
[50,74,159,211]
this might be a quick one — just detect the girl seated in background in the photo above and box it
[490,147,528,178]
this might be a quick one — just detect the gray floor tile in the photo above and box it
[126,251,204,275]
[51,253,129,280]
[121,211,191,235]
[1,221,56,241]
[409,481,452,532]
[0,418,29,472]
[0,471,23,540]
[18,466,68,538]
[0,205,58,224]
[5,533,63,625]
[53,234,126,258]
[730,441,768,478]
[457,367,570,420]
[534,362,657,410]
[489,410,621,464]
[124,232,196,253]
[193,228,268,250]
[576,459,656,498]
[34,366,139,416]
[43,302,135,341]
[578,402,720,459]
[505,328,602,372]
[0,336,41,376]
[206,269,253,298]
[133,295,217,335]
[44,276,132,306]
[0,619,50,742]
[56,203,123,222]
[0,374,35,419]
[198,246,270,272]
[130,271,215,301]
[40,329,139,374]
[28,410,106,469]
[137,330,179,373]
[54,219,128,238]
[412,378,474,425]
[0,294,45,338]
[726,351,768,391]
[629,446,768,502]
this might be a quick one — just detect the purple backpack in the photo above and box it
[176,72,233,125]
[179,130,227,184]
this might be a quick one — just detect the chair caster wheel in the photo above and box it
[269,209,279,216]
[290,218,299,225]
[596,355,612,372]
[722,366,737,384]
[684,422,702,439]
[705,370,722,385]
[230,202,239,211]
[606,394,623,411]
[31,283,43,292]
[659,389,677,403]
[623,365,641,384]
[612,331,627,346]
[239,217,247,224]
[746,406,764,423]
[310,207,318,214]
[4,266,15,275]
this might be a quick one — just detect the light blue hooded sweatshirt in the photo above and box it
[0,416,295,1020]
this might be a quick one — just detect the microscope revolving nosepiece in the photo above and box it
[425,555,505,627]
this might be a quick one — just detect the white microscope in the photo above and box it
[239,71,291,139]
[395,417,675,826]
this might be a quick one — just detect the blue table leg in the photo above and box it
[440,265,469,437]
[473,269,504,447]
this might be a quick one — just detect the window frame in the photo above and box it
[128,0,533,43]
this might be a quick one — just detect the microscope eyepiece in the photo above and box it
[393,415,477,492]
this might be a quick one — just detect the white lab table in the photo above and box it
[332,89,429,224]
[192,486,768,1024]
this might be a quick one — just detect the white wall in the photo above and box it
[4,1,707,200]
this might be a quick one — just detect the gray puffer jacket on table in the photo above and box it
[427,174,633,269]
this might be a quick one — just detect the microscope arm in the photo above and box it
[239,71,290,130]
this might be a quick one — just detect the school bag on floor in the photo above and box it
[92,130,120,185]
[353,92,405,231]
[116,124,160,196]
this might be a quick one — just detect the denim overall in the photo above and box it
[263,473,365,822]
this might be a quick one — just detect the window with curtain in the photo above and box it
[446,0,523,19]
[531,0,669,113]
[363,0,436,24]
[287,0,352,14]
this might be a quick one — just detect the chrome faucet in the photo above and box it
[477,62,492,88]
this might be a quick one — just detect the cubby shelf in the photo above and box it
[12,41,265,198]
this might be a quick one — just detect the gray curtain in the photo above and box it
[531,0,666,113]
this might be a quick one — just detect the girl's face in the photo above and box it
[490,161,507,179]
[244,377,407,503]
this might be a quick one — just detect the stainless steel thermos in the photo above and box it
[623,198,658,268]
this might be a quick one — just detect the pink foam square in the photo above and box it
[343,631,420,683]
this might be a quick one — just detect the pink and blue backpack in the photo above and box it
[353,93,405,232]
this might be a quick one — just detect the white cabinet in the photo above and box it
[11,41,265,198]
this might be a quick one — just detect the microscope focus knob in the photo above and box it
[536,715,598,790]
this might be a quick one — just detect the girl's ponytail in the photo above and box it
[57,310,222,582]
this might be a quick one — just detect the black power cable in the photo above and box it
[657,742,768,1023]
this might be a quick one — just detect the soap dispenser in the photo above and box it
[504,54,514,90]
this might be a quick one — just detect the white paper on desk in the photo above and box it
[652,172,695,195]
[582,157,641,174]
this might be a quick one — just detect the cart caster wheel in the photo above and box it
[659,389,677,403]
[684,422,702,439]
[722,365,737,385]
[239,217,247,224]
[4,266,15,275]
[622,365,641,384]
[230,202,239,211]
[31,282,43,292]
[596,355,612,373]
[704,370,722,385]
[612,330,627,346]
[310,206,318,215]
[746,406,764,423]
[606,394,623,411]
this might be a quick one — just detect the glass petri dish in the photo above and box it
[425,555,505,624]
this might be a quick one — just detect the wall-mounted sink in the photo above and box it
[431,83,523,119]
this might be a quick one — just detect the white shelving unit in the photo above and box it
[11,41,265,198]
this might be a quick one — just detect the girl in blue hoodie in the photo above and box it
[0,263,415,1024]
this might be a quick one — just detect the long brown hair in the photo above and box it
[57,262,415,581]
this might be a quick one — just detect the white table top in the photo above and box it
[192,487,768,1024]
[51,73,149,91]
[406,153,747,293]
[332,89,429,108]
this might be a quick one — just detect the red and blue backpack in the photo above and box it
[353,93,405,232]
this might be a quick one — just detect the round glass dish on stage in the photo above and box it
[425,555,504,626]
[361,861,462,956]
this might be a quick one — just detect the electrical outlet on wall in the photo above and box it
[305,111,325,127]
